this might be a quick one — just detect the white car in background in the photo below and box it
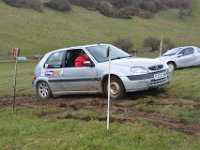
[157,46,200,71]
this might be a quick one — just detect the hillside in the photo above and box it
[0,0,200,56]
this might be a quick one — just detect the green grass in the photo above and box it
[0,0,200,56]
[0,63,200,149]
[0,62,36,96]
[60,109,98,119]
[135,100,200,124]
[0,106,200,150]
[124,67,200,124]
[165,67,200,99]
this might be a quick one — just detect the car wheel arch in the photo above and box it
[35,79,49,88]
[101,74,122,87]
[167,61,177,71]
[36,80,53,99]
[101,74,126,99]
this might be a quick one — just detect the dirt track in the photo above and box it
[0,95,200,137]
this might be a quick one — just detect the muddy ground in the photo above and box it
[0,94,200,137]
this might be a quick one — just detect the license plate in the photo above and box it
[154,72,167,80]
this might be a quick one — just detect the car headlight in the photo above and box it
[131,67,148,75]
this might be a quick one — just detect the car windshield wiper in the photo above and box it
[111,55,132,60]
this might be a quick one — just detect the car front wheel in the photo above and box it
[167,62,176,72]
[36,81,52,100]
[103,76,125,100]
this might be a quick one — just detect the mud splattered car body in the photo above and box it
[33,44,171,99]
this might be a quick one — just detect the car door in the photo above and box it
[197,48,200,66]
[192,47,200,66]
[43,50,65,93]
[61,49,99,92]
[175,47,195,67]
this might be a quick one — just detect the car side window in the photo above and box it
[198,48,200,53]
[178,48,194,56]
[178,49,186,56]
[184,48,194,55]
[64,49,82,67]
[44,51,65,68]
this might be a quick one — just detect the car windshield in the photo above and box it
[86,44,131,63]
[163,48,182,56]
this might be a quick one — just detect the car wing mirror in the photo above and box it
[83,61,95,67]
[177,54,183,58]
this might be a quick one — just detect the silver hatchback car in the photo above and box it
[33,44,171,99]
[157,46,200,71]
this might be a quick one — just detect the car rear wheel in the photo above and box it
[103,76,125,100]
[167,62,176,72]
[36,81,52,100]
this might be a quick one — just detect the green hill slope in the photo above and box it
[0,0,200,56]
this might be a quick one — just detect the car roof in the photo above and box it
[48,43,109,54]
[176,46,197,49]
[168,46,198,51]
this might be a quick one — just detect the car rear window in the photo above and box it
[44,51,65,68]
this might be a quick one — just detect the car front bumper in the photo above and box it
[121,69,171,92]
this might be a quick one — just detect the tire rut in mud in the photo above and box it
[1,95,200,136]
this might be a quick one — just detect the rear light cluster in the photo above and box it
[33,74,36,80]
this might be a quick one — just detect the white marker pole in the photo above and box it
[159,35,163,57]
[107,47,111,130]
[13,50,19,114]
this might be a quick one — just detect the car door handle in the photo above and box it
[60,70,64,77]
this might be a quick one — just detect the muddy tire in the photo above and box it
[36,81,52,100]
[103,76,125,100]
[167,62,176,72]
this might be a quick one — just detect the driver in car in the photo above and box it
[74,52,90,67]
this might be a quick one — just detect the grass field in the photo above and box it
[0,62,200,149]
[0,62,36,96]
[0,106,200,150]
[1,0,200,149]
[0,0,200,56]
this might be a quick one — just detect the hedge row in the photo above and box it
[113,37,175,52]
[3,0,191,19]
